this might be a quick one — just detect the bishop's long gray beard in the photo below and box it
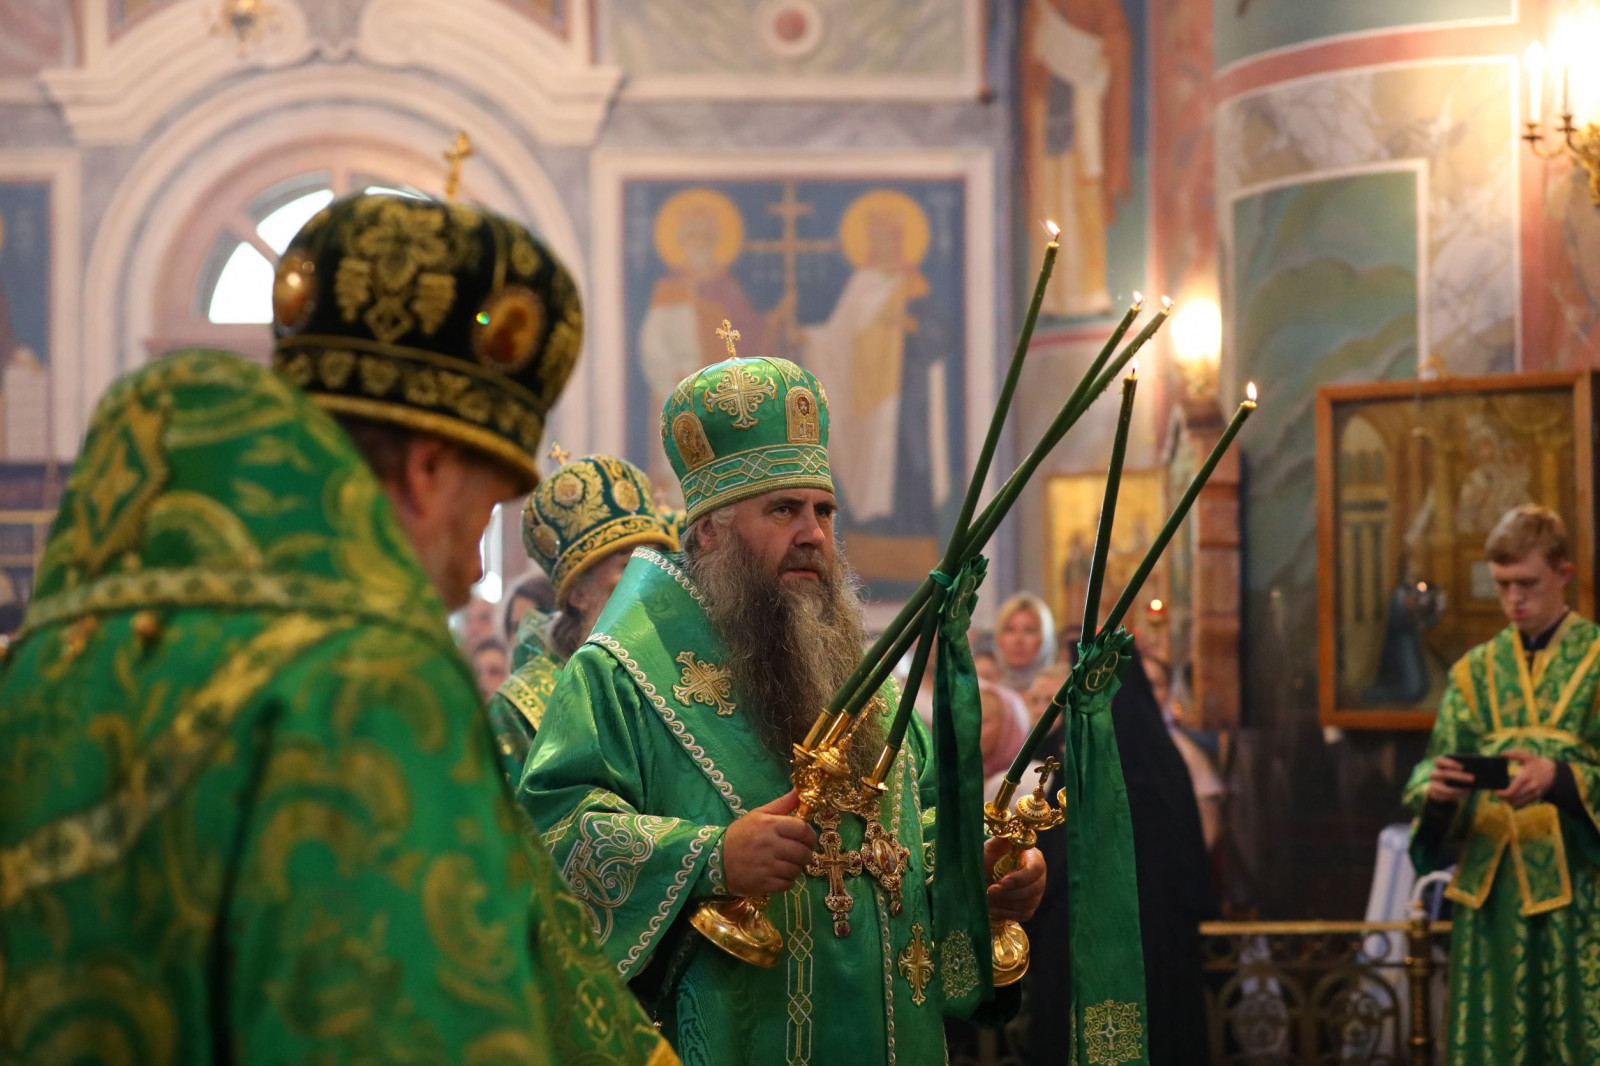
[685,530,883,779]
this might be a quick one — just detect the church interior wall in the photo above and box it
[3,0,1600,920]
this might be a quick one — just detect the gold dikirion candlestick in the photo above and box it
[982,759,1067,985]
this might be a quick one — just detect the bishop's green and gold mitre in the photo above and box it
[661,321,832,524]
[270,191,581,491]
[522,448,676,602]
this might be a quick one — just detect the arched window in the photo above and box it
[150,140,445,361]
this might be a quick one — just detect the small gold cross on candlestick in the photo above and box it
[443,131,473,200]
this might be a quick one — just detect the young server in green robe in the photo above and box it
[520,352,1046,1065]
[486,452,675,784]
[1405,504,1600,1066]
[0,192,673,1066]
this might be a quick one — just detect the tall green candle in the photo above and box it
[1081,365,1139,638]
[1102,383,1258,634]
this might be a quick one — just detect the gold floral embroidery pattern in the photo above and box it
[672,651,736,717]
[68,391,171,578]
[1083,999,1144,1065]
[703,363,776,429]
[938,930,978,1000]
[584,634,745,816]
[334,198,475,343]
[618,822,717,979]
[0,614,332,909]
[544,465,609,540]
[560,813,678,945]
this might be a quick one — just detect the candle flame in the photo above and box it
[1150,598,1164,612]
[1130,358,1139,379]
[1131,290,1144,311]
[1043,219,1061,240]
[1160,295,1174,313]
[1246,381,1259,405]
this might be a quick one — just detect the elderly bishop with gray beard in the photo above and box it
[520,339,1045,1065]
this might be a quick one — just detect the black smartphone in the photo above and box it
[1448,753,1510,790]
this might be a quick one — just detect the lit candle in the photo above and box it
[1562,63,1570,117]
[1527,42,1545,123]
[1102,382,1259,634]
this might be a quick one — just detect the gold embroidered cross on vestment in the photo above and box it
[898,923,934,1005]
[672,651,736,716]
[705,362,776,430]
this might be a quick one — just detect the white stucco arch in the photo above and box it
[74,62,588,457]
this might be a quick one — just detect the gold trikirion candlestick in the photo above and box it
[982,758,1066,986]
[688,706,875,966]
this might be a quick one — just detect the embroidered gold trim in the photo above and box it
[634,548,709,611]
[551,521,674,603]
[685,472,835,526]
[1509,801,1573,916]
[784,877,816,1066]
[13,566,451,653]
[309,394,542,490]
[499,666,554,733]
[279,334,544,409]
[1548,635,1600,729]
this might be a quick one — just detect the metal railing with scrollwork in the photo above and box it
[1200,916,1452,1066]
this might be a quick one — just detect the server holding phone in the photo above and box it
[1403,505,1600,1066]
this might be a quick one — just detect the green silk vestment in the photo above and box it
[0,351,673,1066]
[487,609,565,787]
[1405,614,1600,1066]
[520,548,958,1066]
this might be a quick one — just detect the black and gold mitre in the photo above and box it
[270,192,581,490]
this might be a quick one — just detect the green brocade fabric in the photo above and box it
[1404,615,1600,1066]
[1062,631,1149,1066]
[487,610,566,788]
[0,350,673,1066]
[520,548,949,1065]
[929,557,1000,1020]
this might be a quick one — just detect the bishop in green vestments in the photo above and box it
[487,452,675,785]
[520,348,1045,1065]
[1405,505,1600,1066]
[0,192,673,1065]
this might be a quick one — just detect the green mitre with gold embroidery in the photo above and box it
[523,449,675,602]
[271,191,581,491]
[661,320,831,524]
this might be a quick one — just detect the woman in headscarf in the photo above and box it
[995,591,1057,692]
[1021,642,1217,1066]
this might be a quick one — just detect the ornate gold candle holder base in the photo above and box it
[990,918,1031,987]
[688,894,784,968]
[982,758,1066,985]
[692,714,899,965]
